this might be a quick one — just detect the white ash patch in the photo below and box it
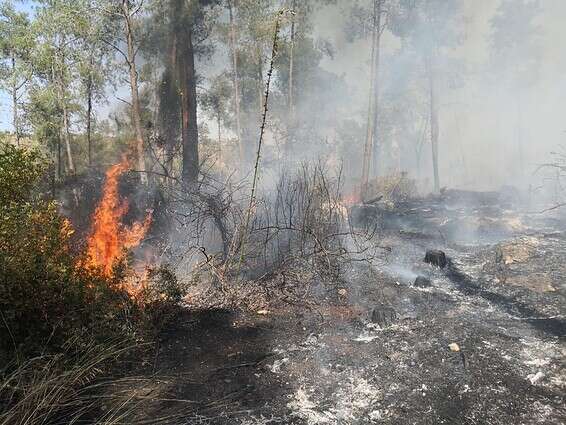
[287,388,333,424]
[519,337,566,389]
[287,373,385,424]
[353,322,383,343]
[329,374,384,422]
[353,333,379,343]
[272,333,326,357]
[267,357,289,374]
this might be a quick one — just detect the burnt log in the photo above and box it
[424,249,447,269]
[414,276,432,288]
[371,304,397,327]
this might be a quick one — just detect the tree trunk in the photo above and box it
[217,116,222,147]
[11,56,19,145]
[257,45,264,113]
[86,56,94,167]
[62,99,74,174]
[57,43,75,175]
[360,0,381,199]
[371,0,382,177]
[228,0,244,165]
[163,31,178,175]
[123,0,147,184]
[286,0,297,155]
[57,135,62,180]
[429,62,440,193]
[179,29,199,185]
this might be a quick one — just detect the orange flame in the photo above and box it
[342,191,360,207]
[85,158,152,277]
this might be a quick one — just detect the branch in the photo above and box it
[101,38,130,64]
[116,96,132,107]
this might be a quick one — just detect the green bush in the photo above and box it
[0,144,128,357]
[136,266,189,335]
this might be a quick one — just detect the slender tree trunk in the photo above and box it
[360,0,381,199]
[62,98,74,174]
[56,135,62,179]
[11,56,20,145]
[57,42,75,174]
[217,116,222,147]
[228,0,244,165]
[86,56,94,167]
[123,0,147,184]
[371,0,382,176]
[217,115,222,165]
[429,61,440,193]
[165,31,178,175]
[179,29,199,185]
[286,0,297,155]
[257,45,264,113]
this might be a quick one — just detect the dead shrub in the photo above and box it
[366,172,417,204]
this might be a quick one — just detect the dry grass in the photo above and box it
[0,340,146,425]
[367,172,417,204]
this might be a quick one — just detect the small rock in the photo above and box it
[449,343,460,352]
[414,276,432,288]
[528,371,545,385]
[371,304,397,327]
[425,249,448,268]
[338,288,347,296]
[256,310,269,315]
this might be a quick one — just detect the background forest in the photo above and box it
[0,0,563,193]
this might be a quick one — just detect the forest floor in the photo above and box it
[117,193,566,424]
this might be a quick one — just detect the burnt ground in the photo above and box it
[117,193,565,424]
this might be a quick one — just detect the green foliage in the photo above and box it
[0,145,128,356]
[0,145,43,204]
[137,266,189,334]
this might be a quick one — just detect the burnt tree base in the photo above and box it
[425,249,448,269]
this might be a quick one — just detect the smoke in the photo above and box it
[299,0,566,193]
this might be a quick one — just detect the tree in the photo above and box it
[97,0,149,183]
[358,0,385,198]
[32,0,95,176]
[490,0,541,175]
[231,0,278,164]
[0,2,34,144]
[227,0,244,164]
[200,73,233,162]
[144,0,220,185]
[77,0,115,167]
[346,0,392,197]
[390,0,464,193]
[120,0,147,183]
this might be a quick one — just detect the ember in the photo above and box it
[85,157,152,277]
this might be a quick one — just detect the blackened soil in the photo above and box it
[118,199,565,424]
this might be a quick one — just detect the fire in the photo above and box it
[342,191,360,207]
[85,158,152,277]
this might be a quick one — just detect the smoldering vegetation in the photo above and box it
[0,0,565,424]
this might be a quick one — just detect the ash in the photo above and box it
[131,190,566,424]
